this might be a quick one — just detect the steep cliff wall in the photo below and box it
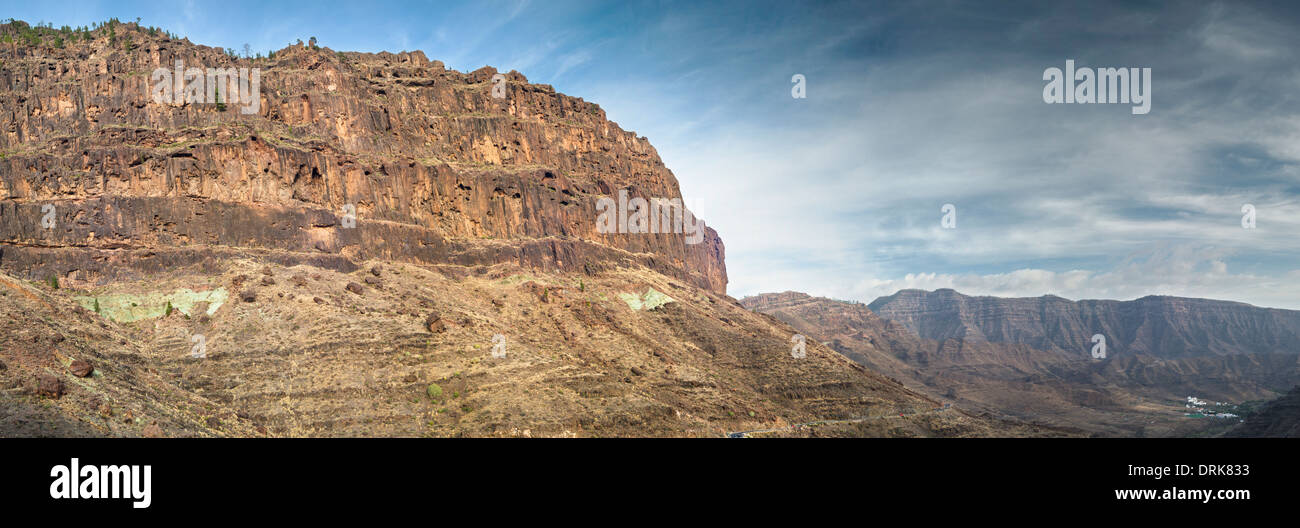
[0,20,726,292]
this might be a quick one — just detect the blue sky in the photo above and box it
[5,0,1300,308]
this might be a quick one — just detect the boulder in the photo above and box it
[69,359,93,377]
[36,373,64,398]
[425,312,446,333]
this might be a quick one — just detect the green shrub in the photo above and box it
[426,383,443,400]
[46,275,58,289]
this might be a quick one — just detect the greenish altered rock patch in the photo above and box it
[619,288,674,311]
[75,288,228,323]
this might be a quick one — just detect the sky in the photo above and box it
[5,0,1299,308]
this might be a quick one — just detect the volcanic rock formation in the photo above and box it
[0,19,725,294]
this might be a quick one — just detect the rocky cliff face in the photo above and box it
[868,289,1300,359]
[741,291,1070,376]
[0,20,726,293]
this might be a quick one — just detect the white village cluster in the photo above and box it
[1183,396,1239,419]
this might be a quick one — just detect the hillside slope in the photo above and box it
[1226,386,1300,438]
[1,264,1059,437]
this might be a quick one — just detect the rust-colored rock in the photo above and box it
[36,373,64,398]
[0,22,726,295]
[142,423,166,438]
[69,359,93,377]
[346,282,364,295]
[425,312,446,333]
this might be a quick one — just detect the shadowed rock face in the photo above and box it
[1227,386,1300,438]
[0,22,725,293]
[868,289,1300,359]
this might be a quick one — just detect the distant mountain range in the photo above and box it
[868,289,1300,359]
[742,290,1300,437]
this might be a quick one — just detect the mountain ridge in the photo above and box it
[867,288,1300,359]
[743,290,1300,436]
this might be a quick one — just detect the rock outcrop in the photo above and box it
[0,20,726,293]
